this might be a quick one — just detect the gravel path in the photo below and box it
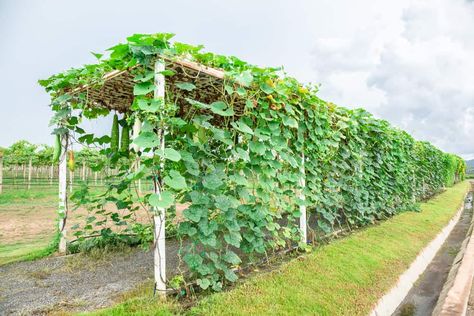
[0,240,181,315]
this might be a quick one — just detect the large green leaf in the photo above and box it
[235,70,253,87]
[231,121,253,135]
[202,173,223,190]
[224,231,242,247]
[176,82,196,91]
[210,101,235,117]
[132,131,160,148]
[133,82,155,95]
[222,250,241,265]
[157,148,181,162]
[183,253,203,270]
[183,205,206,222]
[282,116,298,128]
[164,170,187,190]
[137,99,160,112]
[149,191,175,208]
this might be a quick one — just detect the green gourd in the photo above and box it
[111,114,119,153]
[120,123,130,154]
[52,134,61,163]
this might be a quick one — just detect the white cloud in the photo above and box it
[1,0,473,159]
[311,0,474,158]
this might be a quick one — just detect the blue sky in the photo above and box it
[1,0,474,157]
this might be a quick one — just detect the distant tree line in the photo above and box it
[0,140,107,191]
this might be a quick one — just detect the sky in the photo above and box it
[1,0,474,157]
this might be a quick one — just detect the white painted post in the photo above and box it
[153,59,167,297]
[58,134,68,254]
[82,161,86,181]
[27,158,32,190]
[69,169,73,193]
[299,151,307,244]
[50,164,54,185]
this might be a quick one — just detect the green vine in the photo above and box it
[39,33,466,292]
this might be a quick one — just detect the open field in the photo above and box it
[0,186,57,265]
[0,183,152,266]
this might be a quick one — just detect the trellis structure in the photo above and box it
[40,33,465,295]
[48,51,308,295]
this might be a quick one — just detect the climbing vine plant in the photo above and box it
[39,33,466,292]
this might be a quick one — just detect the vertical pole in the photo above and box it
[50,164,54,185]
[153,59,167,297]
[69,169,73,193]
[28,158,32,190]
[58,134,68,254]
[299,151,307,244]
[0,152,3,194]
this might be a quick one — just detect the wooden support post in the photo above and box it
[153,59,167,297]
[50,164,54,185]
[299,151,307,244]
[28,158,32,190]
[58,134,68,254]
[82,161,86,181]
[69,169,73,193]
[0,152,3,194]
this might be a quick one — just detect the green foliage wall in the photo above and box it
[39,33,466,291]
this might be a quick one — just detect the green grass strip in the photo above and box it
[87,181,470,316]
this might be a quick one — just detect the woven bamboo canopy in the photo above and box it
[67,56,247,119]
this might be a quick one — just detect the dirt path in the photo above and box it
[0,240,181,315]
[392,192,473,316]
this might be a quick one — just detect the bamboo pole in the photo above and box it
[50,164,54,185]
[0,152,3,194]
[27,158,32,190]
[82,161,86,181]
[153,59,167,297]
[58,134,69,254]
[69,169,73,193]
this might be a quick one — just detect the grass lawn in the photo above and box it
[0,183,146,266]
[85,181,470,316]
[0,186,58,265]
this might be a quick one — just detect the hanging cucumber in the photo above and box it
[67,150,75,171]
[111,113,119,153]
[52,134,61,163]
[120,123,130,155]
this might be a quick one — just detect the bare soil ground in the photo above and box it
[0,190,153,266]
[0,242,181,315]
[0,185,184,315]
